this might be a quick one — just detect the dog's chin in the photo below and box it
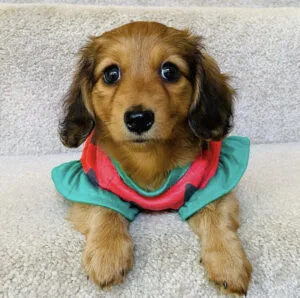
[129,138,153,146]
[115,139,148,153]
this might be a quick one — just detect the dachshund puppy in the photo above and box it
[58,21,252,295]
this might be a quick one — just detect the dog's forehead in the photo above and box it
[102,21,171,39]
[96,22,196,74]
[101,23,183,53]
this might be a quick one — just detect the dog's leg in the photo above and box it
[187,192,252,295]
[69,203,133,287]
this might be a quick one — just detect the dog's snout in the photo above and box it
[124,109,154,135]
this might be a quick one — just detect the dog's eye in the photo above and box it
[161,62,180,82]
[103,65,121,85]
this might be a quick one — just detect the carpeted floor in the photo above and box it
[1,0,300,7]
[1,142,300,297]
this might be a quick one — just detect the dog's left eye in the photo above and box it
[103,65,121,85]
[161,62,180,82]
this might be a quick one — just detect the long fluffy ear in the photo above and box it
[188,50,234,140]
[59,38,99,148]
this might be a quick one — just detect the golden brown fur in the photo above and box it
[188,193,252,295]
[69,204,133,287]
[60,21,251,295]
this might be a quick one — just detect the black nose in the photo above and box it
[124,109,155,135]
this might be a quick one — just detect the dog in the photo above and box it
[55,21,252,295]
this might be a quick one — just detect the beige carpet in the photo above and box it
[1,0,300,7]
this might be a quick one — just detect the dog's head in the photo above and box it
[59,22,234,149]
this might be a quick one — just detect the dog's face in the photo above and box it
[60,22,233,151]
[91,24,195,145]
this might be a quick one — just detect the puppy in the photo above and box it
[56,21,252,295]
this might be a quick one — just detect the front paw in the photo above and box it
[83,234,133,288]
[202,246,252,296]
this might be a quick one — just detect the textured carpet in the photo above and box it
[1,142,300,297]
[1,5,300,155]
[1,0,300,7]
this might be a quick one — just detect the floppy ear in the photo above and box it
[59,38,99,148]
[188,51,234,140]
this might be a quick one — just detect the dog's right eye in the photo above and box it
[103,65,121,85]
[161,62,180,83]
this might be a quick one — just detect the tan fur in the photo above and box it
[69,203,133,288]
[188,192,252,295]
[62,21,252,295]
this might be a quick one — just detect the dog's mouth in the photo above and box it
[127,137,160,144]
[118,137,155,145]
[123,136,162,145]
[132,138,150,144]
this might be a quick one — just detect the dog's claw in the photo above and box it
[222,281,227,289]
[244,291,247,297]
[200,258,202,263]
[86,275,89,280]
[99,281,108,289]
[121,269,125,276]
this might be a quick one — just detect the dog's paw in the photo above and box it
[83,235,133,288]
[202,246,252,296]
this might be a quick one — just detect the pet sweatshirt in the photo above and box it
[51,134,250,221]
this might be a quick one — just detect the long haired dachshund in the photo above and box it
[59,21,252,295]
